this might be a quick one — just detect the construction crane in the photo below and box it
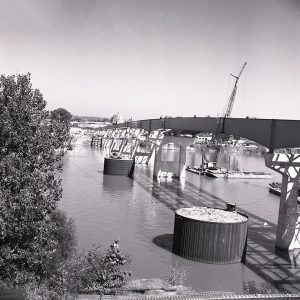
[212,61,247,145]
[223,61,247,118]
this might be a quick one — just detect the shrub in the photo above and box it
[242,280,285,294]
[70,241,131,295]
[167,262,190,286]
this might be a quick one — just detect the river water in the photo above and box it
[59,143,300,293]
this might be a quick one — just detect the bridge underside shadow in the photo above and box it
[134,169,300,293]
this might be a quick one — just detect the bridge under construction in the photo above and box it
[91,116,300,253]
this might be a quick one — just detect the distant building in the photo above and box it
[73,121,108,129]
[111,113,119,124]
[111,113,125,124]
[195,133,212,143]
[70,121,79,127]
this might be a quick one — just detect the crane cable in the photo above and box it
[242,65,247,117]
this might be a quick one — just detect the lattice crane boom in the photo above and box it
[223,61,247,118]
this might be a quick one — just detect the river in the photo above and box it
[59,143,300,293]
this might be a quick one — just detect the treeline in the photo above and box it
[72,115,111,122]
[0,74,131,299]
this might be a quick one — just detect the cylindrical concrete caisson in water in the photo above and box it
[103,157,135,176]
[172,207,248,264]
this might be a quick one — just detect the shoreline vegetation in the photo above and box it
[0,74,131,299]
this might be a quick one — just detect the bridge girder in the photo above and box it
[104,117,300,151]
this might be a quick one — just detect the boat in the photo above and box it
[186,162,220,175]
[205,169,227,178]
[186,166,202,174]
[204,150,273,179]
[205,169,273,179]
[187,149,272,179]
[269,182,300,201]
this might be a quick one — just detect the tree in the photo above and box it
[70,241,131,295]
[0,74,131,299]
[50,108,73,152]
[0,73,72,286]
[51,108,72,124]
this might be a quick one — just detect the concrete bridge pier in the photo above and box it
[153,136,194,178]
[265,153,300,250]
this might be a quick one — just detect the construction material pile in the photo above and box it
[176,207,247,223]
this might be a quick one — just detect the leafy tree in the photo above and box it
[51,108,72,124]
[70,241,131,295]
[50,108,73,151]
[24,241,131,299]
[0,74,131,299]
[0,73,72,286]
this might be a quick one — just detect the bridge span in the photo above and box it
[105,117,300,151]
[94,117,300,251]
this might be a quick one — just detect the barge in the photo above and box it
[186,162,220,175]
[186,166,202,175]
[269,182,300,201]
[206,169,273,179]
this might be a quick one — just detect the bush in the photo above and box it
[70,241,131,295]
[25,281,70,300]
[24,240,131,299]
[167,262,190,286]
[242,280,286,294]
[22,222,131,299]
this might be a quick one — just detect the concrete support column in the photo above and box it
[153,136,193,178]
[265,153,300,250]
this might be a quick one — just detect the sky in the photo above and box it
[0,0,299,120]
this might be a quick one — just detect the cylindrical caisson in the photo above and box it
[103,157,135,176]
[172,208,248,264]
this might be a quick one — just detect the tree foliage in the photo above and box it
[0,73,72,286]
[24,240,131,299]
[70,241,131,295]
[50,108,73,151]
[167,262,190,286]
[0,74,131,299]
[51,108,72,124]
[242,280,285,294]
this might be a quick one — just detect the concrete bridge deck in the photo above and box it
[104,117,300,151]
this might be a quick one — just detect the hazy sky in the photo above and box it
[0,0,299,120]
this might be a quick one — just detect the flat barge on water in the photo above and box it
[205,169,273,179]
[269,182,300,202]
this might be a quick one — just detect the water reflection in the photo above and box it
[161,143,180,161]
[102,174,134,193]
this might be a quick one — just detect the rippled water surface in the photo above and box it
[59,144,300,293]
